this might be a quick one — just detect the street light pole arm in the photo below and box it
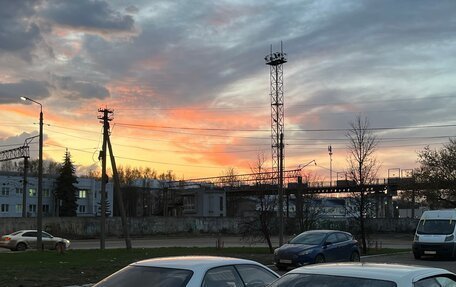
[20,96,42,112]
[298,160,317,170]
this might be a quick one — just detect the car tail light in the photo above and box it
[3,237,11,241]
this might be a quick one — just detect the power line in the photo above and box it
[115,121,456,133]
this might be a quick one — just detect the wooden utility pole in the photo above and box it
[98,108,110,250]
[98,108,131,250]
[107,136,132,249]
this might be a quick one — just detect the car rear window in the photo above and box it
[269,273,397,287]
[92,266,193,287]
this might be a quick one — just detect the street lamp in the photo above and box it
[298,160,317,170]
[20,96,44,251]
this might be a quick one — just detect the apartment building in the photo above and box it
[0,172,113,217]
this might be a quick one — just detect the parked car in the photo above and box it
[0,230,70,251]
[413,209,456,259]
[274,230,359,270]
[92,256,279,287]
[268,263,456,287]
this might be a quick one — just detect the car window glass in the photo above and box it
[92,266,193,287]
[235,264,278,287]
[336,233,349,242]
[22,232,37,237]
[415,276,456,287]
[202,265,244,287]
[325,234,338,244]
[42,232,52,238]
[269,274,397,287]
[290,232,326,245]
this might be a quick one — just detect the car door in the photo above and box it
[235,264,279,287]
[322,233,340,262]
[335,233,352,261]
[42,232,54,249]
[21,231,37,249]
[202,265,244,287]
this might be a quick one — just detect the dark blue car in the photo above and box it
[274,230,360,270]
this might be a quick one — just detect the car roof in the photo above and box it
[132,256,271,272]
[287,263,454,283]
[298,230,349,235]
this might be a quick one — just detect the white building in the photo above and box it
[0,172,114,217]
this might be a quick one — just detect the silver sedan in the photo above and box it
[0,229,71,251]
[93,256,279,287]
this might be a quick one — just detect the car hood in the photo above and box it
[278,243,317,252]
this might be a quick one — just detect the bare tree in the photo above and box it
[346,115,379,254]
[240,153,276,253]
[296,171,324,231]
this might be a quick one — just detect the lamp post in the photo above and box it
[328,145,333,187]
[20,96,43,251]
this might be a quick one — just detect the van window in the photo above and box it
[417,219,456,235]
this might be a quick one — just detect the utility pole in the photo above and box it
[98,108,131,250]
[98,108,110,250]
[107,135,132,249]
[328,145,333,187]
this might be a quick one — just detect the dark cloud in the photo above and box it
[0,80,50,104]
[0,0,47,61]
[125,5,139,14]
[53,76,110,99]
[43,0,135,34]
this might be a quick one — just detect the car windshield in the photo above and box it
[290,232,327,245]
[269,273,397,287]
[92,266,193,287]
[417,219,456,235]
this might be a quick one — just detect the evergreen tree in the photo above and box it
[55,150,79,216]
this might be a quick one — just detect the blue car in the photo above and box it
[274,230,360,270]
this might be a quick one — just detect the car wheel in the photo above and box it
[350,251,360,262]
[413,252,421,260]
[16,242,27,251]
[314,254,325,264]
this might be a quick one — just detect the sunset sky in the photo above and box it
[1,0,456,181]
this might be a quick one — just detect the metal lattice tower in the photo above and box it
[265,43,287,184]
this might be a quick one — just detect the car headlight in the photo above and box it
[274,249,278,255]
[414,234,419,242]
[298,249,313,256]
[445,235,454,242]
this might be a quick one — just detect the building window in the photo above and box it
[16,188,22,194]
[183,195,196,211]
[1,187,9,196]
[42,204,49,213]
[1,204,9,213]
[79,190,87,199]
[78,205,86,213]
[16,204,22,213]
[43,189,51,197]
[29,204,37,213]
[29,188,36,197]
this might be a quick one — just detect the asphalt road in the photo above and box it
[0,233,413,252]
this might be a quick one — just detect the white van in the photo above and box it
[412,209,456,259]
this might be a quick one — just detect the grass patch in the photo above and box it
[0,247,409,287]
[0,247,272,287]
